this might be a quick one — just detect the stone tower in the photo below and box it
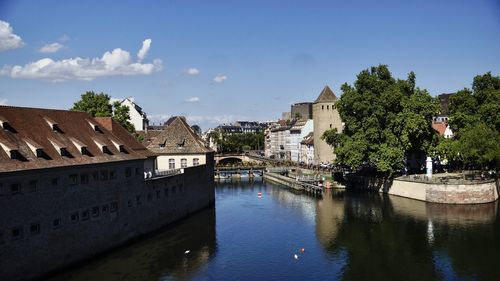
[312,85,342,164]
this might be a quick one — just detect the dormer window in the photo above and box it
[24,138,47,159]
[177,139,185,149]
[44,117,62,132]
[0,141,23,160]
[87,120,102,133]
[93,138,112,155]
[70,137,92,156]
[49,138,72,158]
[0,116,16,133]
[110,139,126,153]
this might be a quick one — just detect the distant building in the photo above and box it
[265,121,292,160]
[313,86,342,164]
[147,116,213,170]
[234,121,265,133]
[289,119,313,162]
[438,93,454,115]
[432,122,454,139]
[299,132,314,165]
[119,97,149,131]
[291,102,313,120]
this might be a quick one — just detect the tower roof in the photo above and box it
[315,85,337,103]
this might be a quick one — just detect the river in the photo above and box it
[46,179,500,281]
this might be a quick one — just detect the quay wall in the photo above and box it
[0,158,214,281]
[346,175,499,204]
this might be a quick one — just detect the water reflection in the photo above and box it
[47,208,216,281]
[316,189,499,281]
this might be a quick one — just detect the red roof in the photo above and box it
[0,106,153,173]
[432,122,447,136]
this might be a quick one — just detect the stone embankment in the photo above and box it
[346,174,499,204]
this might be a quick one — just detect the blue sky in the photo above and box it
[1,0,499,130]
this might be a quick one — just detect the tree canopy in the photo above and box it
[71,91,135,133]
[208,129,264,153]
[322,65,439,176]
[439,72,500,169]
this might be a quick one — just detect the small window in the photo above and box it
[30,223,40,235]
[110,202,118,212]
[81,174,89,185]
[100,170,108,181]
[128,200,133,207]
[125,167,132,178]
[169,159,175,169]
[11,183,21,194]
[135,168,140,175]
[11,227,23,240]
[102,204,109,214]
[329,124,332,129]
[60,148,71,157]
[173,186,176,195]
[164,188,168,197]
[181,158,187,168]
[0,230,4,244]
[29,180,37,192]
[52,177,59,186]
[92,171,99,181]
[193,158,199,166]
[109,170,116,180]
[136,195,142,205]
[327,105,329,110]
[69,174,78,185]
[147,193,152,202]
[322,105,324,110]
[70,212,79,223]
[156,190,161,199]
[53,218,61,229]
[91,206,100,217]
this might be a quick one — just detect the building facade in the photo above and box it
[0,106,214,281]
[120,97,149,131]
[289,119,314,162]
[312,86,342,164]
[299,132,314,165]
[147,116,213,171]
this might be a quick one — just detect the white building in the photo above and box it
[289,119,314,162]
[300,132,314,165]
[119,97,149,131]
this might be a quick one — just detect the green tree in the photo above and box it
[71,91,135,133]
[322,65,439,176]
[71,91,112,117]
[112,101,135,133]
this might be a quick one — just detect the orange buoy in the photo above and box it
[300,248,305,253]
[257,192,263,197]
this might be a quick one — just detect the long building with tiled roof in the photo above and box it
[0,106,214,281]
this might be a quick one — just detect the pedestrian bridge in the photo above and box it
[214,153,264,165]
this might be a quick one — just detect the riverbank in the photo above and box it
[263,171,343,195]
[346,174,499,204]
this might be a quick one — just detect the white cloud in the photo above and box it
[137,38,151,62]
[185,97,200,103]
[185,68,200,76]
[39,42,63,53]
[0,20,25,51]
[0,98,7,105]
[1,39,162,81]
[213,74,227,83]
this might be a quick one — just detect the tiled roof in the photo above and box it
[315,85,337,103]
[432,122,447,136]
[0,106,152,173]
[147,116,213,155]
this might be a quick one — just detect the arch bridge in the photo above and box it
[214,153,264,165]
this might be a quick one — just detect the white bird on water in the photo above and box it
[294,254,298,260]
[185,250,190,254]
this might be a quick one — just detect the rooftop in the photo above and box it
[0,105,154,173]
[315,85,337,103]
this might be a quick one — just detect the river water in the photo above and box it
[47,179,500,281]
